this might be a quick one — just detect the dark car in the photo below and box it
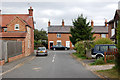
[91,44,117,59]
[51,45,69,51]
[36,47,48,56]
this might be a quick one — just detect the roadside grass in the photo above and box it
[97,68,120,79]
[72,52,87,59]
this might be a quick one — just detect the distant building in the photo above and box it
[107,10,120,43]
[0,7,34,59]
[48,20,109,50]
[91,20,109,40]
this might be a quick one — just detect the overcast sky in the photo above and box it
[1,0,120,31]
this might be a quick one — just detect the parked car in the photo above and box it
[51,45,69,51]
[36,47,48,56]
[91,44,117,59]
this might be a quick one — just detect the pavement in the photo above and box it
[1,50,101,79]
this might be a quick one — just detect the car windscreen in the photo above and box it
[38,47,46,50]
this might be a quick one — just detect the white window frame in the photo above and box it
[101,34,106,38]
[111,29,115,37]
[57,34,61,38]
[114,22,116,28]
[15,24,19,30]
[57,40,61,46]
[66,41,70,48]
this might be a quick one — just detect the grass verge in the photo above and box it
[72,52,87,59]
[97,68,120,79]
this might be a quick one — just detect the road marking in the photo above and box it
[52,54,56,63]
[0,56,35,76]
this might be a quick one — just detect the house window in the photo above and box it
[15,24,19,30]
[111,29,115,37]
[4,28,7,32]
[57,40,61,46]
[57,34,61,38]
[101,34,106,38]
[114,22,116,28]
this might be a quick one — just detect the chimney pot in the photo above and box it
[48,20,50,27]
[91,20,94,27]
[0,10,1,14]
[28,6,33,16]
[105,19,107,27]
[62,19,64,27]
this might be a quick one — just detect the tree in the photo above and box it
[34,28,48,41]
[116,20,120,75]
[70,14,95,45]
[34,28,48,49]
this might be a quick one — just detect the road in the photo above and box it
[2,50,100,78]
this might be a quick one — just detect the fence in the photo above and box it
[104,49,118,63]
[0,40,22,62]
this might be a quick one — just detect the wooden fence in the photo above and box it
[104,49,118,63]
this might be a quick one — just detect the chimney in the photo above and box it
[91,20,94,27]
[0,10,1,14]
[28,6,33,16]
[105,19,107,27]
[48,20,50,27]
[62,19,64,27]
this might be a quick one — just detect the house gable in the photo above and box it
[7,16,27,32]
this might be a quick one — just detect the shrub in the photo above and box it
[94,38,114,45]
[90,58,104,65]
[75,41,85,57]
[95,58,104,65]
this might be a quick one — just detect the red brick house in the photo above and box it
[48,20,109,50]
[0,7,34,63]
[107,10,120,43]
[91,20,109,40]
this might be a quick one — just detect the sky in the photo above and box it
[0,0,120,31]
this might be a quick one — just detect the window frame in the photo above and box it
[57,34,61,38]
[101,34,106,38]
[15,24,19,30]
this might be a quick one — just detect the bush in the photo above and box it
[91,58,104,65]
[95,58,104,65]
[75,41,85,57]
[94,38,114,45]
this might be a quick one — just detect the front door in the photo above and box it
[50,42,53,49]
[66,41,70,48]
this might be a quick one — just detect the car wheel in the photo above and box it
[54,48,56,51]
[96,55,103,59]
[65,48,67,50]
[45,54,48,56]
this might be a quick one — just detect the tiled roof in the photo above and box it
[0,14,34,29]
[48,25,108,34]
[92,26,108,33]
[0,32,26,38]
[48,25,73,33]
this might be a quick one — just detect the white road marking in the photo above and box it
[52,54,56,63]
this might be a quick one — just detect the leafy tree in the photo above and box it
[116,20,120,75]
[34,28,48,41]
[70,14,95,45]
[34,28,48,49]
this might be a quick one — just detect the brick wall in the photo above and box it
[93,33,109,40]
[48,33,74,49]
[7,17,26,32]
